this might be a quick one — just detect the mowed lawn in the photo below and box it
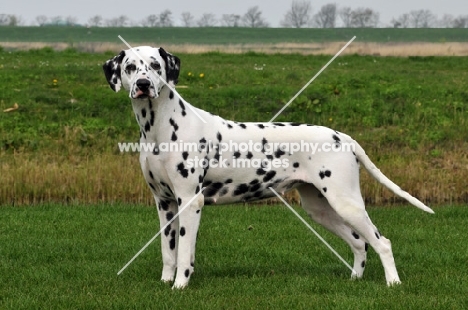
[0,204,467,309]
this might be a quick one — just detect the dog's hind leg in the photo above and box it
[296,184,368,279]
[327,194,400,285]
[156,198,179,283]
[315,163,401,286]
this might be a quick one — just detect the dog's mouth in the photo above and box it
[133,90,155,99]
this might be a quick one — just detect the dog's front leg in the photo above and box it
[157,199,179,283]
[172,193,204,289]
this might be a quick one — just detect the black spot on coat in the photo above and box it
[150,110,155,126]
[319,170,332,179]
[169,118,179,131]
[164,225,171,236]
[332,134,341,143]
[204,182,224,197]
[160,200,170,211]
[274,148,285,158]
[263,171,276,182]
[166,212,174,221]
[233,183,249,196]
[249,183,261,192]
[169,237,176,250]
[177,163,189,178]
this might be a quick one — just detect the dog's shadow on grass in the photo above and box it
[195,262,351,281]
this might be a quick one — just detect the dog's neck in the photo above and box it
[130,86,177,142]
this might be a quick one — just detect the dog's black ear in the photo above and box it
[159,47,180,86]
[103,50,126,92]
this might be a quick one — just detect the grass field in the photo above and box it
[0,203,467,309]
[2,27,468,44]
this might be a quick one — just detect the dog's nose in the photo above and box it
[136,79,151,91]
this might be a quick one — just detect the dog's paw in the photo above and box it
[161,266,176,283]
[386,279,402,287]
[161,278,173,284]
[172,281,189,290]
[350,271,363,280]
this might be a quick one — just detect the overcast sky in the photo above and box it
[3,0,466,26]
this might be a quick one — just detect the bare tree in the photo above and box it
[141,15,159,27]
[281,0,312,28]
[0,14,10,26]
[159,10,173,27]
[452,15,468,28]
[36,15,48,26]
[105,19,118,27]
[181,12,195,27]
[350,8,379,28]
[65,16,78,26]
[0,14,22,26]
[391,13,410,28]
[409,9,436,28]
[106,15,129,27]
[221,14,241,27]
[197,13,217,27]
[88,15,103,27]
[49,16,63,26]
[10,15,23,26]
[242,6,269,28]
[439,14,454,28]
[117,15,130,27]
[312,3,337,28]
[339,6,353,27]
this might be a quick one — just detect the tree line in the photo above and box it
[1,1,467,28]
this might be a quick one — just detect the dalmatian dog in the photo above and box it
[103,46,434,289]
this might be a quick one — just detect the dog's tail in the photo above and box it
[351,137,434,214]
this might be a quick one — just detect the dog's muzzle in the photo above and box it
[132,78,156,99]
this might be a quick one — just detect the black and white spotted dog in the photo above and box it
[103,46,434,289]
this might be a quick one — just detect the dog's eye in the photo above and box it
[125,64,136,72]
[151,62,161,71]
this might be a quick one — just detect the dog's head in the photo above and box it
[103,46,180,99]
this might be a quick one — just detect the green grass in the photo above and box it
[0,48,466,152]
[0,203,467,309]
[2,27,468,44]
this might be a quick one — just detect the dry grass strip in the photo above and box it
[2,41,468,56]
